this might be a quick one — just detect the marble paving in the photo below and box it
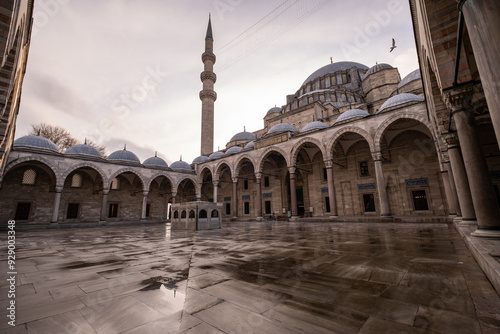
[1,221,499,333]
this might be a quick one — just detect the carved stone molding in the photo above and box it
[200,71,217,83]
[444,84,474,112]
[199,89,217,101]
[202,52,216,64]
[443,133,460,148]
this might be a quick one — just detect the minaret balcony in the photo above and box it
[199,89,217,101]
[202,52,216,64]
[201,71,217,83]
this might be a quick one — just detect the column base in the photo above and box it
[471,228,500,238]
[459,218,478,225]
[329,215,339,220]
[98,220,107,225]
[256,217,263,221]
[289,216,300,222]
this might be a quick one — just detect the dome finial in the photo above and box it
[84,138,87,145]
[124,144,127,151]
[376,60,378,65]
[244,126,246,132]
[155,151,157,157]
[330,57,333,64]
[180,155,182,161]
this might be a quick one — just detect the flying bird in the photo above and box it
[390,38,397,52]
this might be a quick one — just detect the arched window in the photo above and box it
[22,169,36,185]
[173,211,179,218]
[189,210,195,218]
[211,210,218,217]
[181,210,186,218]
[111,177,120,190]
[199,210,207,218]
[71,173,82,188]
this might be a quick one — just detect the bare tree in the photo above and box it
[29,123,107,157]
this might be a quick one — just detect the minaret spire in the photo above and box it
[200,14,217,156]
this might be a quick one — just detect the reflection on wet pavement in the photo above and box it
[1,221,499,333]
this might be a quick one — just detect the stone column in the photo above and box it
[213,180,219,203]
[255,173,263,220]
[440,164,457,216]
[447,87,500,236]
[459,0,500,149]
[232,177,238,218]
[141,191,148,220]
[100,189,109,222]
[172,192,177,204]
[289,167,298,217]
[446,140,475,220]
[50,186,63,224]
[324,160,338,218]
[444,161,461,217]
[373,153,391,216]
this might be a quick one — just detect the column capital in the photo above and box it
[255,172,262,180]
[171,192,177,197]
[324,160,333,169]
[212,180,219,186]
[55,186,63,193]
[444,84,474,112]
[444,133,460,149]
[103,189,109,195]
[232,177,238,183]
[143,191,149,197]
[288,166,296,174]
[372,152,383,162]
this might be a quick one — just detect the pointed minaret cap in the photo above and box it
[206,13,213,40]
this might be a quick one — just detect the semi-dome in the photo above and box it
[170,159,192,171]
[13,135,59,153]
[267,123,298,135]
[266,106,281,116]
[224,146,243,156]
[244,141,255,149]
[379,93,424,113]
[335,108,370,124]
[364,63,393,78]
[230,130,257,142]
[301,121,328,133]
[143,154,168,168]
[107,148,141,164]
[398,69,421,88]
[65,143,102,158]
[302,61,369,86]
[192,155,209,164]
[208,151,224,160]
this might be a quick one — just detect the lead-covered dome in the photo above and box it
[65,143,102,158]
[224,146,243,156]
[335,109,370,124]
[398,69,421,89]
[208,151,224,160]
[244,141,255,149]
[266,106,281,116]
[170,159,192,171]
[302,61,369,86]
[192,155,209,164]
[364,63,393,78]
[143,154,168,168]
[379,93,424,113]
[301,121,328,133]
[230,130,257,142]
[13,135,59,153]
[107,148,141,164]
[267,123,297,135]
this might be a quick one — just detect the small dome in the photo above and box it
[379,93,424,113]
[302,61,369,86]
[267,123,297,135]
[107,148,141,164]
[192,155,209,164]
[266,106,281,116]
[335,109,370,124]
[13,135,59,153]
[143,155,168,168]
[398,69,421,88]
[230,130,257,142]
[224,146,242,156]
[244,141,255,149]
[208,151,224,160]
[301,121,328,133]
[170,160,192,171]
[65,144,102,158]
[364,63,393,78]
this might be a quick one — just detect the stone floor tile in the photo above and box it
[179,311,202,332]
[180,322,225,334]
[16,295,86,325]
[26,309,96,334]
[358,316,440,334]
[415,305,482,334]
[194,301,301,334]
[183,288,222,315]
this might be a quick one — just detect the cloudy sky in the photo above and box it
[17,0,419,164]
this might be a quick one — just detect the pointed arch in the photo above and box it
[108,168,147,192]
[145,171,175,192]
[60,162,108,188]
[214,161,233,181]
[327,126,375,157]
[256,146,290,173]
[234,154,256,177]
[3,156,59,184]
[290,137,327,166]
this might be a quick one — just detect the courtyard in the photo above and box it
[1,221,500,333]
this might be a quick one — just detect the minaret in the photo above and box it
[200,14,217,156]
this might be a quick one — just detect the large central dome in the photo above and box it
[302,61,369,86]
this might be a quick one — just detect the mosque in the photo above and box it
[0,1,499,241]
